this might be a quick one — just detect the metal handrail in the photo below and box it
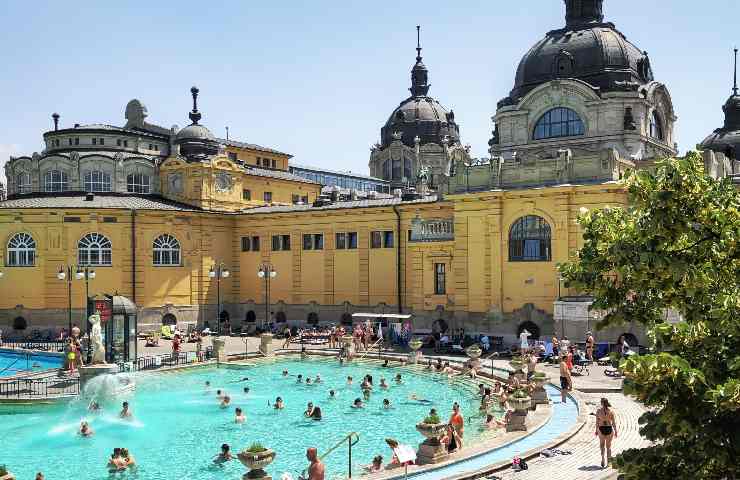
[302,432,360,479]
[356,338,383,360]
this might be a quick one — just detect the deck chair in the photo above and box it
[572,351,591,376]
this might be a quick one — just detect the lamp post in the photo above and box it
[257,263,277,331]
[79,267,96,361]
[209,262,230,337]
[57,265,94,334]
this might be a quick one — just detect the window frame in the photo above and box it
[264,191,273,203]
[434,263,446,295]
[508,215,552,262]
[84,170,112,192]
[127,173,150,194]
[371,231,382,249]
[533,107,585,140]
[152,234,181,266]
[650,110,664,141]
[383,231,394,248]
[44,170,68,193]
[336,233,346,250]
[251,236,260,252]
[6,232,36,267]
[78,232,113,266]
[16,172,31,194]
[241,236,251,252]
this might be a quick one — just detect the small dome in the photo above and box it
[700,94,740,160]
[176,123,215,143]
[381,97,459,148]
[504,0,653,104]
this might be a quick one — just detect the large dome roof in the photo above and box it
[379,27,461,149]
[503,0,654,105]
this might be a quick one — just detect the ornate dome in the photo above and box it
[503,0,654,105]
[380,27,461,149]
[700,50,740,160]
[175,87,219,160]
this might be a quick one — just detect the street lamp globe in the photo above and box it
[75,268,84,280]
[269,271,277,278]
[222,269,230,278]
[209,266,216,278]
[0,271,4,279]
[89,270,96,279]
[257,269,265,278]
[57,268,66,280]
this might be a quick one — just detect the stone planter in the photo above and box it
[237,448,276,480]
[212,337,226,362]
[0,472,16,480]
[508,395,532,412]
[530,373,549,406]
[465,344,482,360]
[416,422,449,464]
[340,335,355,359]
[505,409,528,432]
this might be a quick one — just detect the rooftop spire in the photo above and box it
[564,0,604,29]
[189,86,202,125]
[409,25,430,97]
[734,47,738,96]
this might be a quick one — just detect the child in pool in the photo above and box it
[274,397,285,409]
[235,407,246,423]
[379,378,389,389]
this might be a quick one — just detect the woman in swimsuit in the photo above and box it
[595,397,617,468]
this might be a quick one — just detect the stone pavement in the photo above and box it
[494,392,648,480]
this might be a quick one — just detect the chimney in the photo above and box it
[52,113,60,131]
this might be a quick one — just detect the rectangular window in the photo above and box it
[303,234,324,250]
[264,191,272,203]
[241,237,251,252]
[251,236,260,251]
[74,138,79,145]
[292,194,300,204]
[243,189,251,201]
[271,235,290,252]
[281,234,290,251]
[371,231,382,249]
[303,234,313,251]
[69,138,73,146]
[117,139,122,146]
[123,140,128,147]
[271,159,277,168]
[434,263,446,295]
[100,138,105,146]
[336,233,346,250]
[228,152,238,161]
[383,231,394,248]
[92,138,97,145]
[347,232,358,249]
[148,144,153,150]
[272,235,281,251]
[301,195,309,204]
[256,157,261,166]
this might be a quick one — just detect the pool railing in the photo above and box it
[117,348,215,373]
[0,372,80,399]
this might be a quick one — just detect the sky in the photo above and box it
[0,0,737,184]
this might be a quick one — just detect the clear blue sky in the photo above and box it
[0,0,737,183]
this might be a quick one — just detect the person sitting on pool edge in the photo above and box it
[79,420,94,437]
[234,407,246,423]
[213,443,233,463]
[119,401,132,419]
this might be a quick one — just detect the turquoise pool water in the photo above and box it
[0,350,63,377]
[0,358,503,479]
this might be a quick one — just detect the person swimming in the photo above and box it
[314,374,322,383]
[282,370,289,377]
[306,378,313,385]
[79,421,93,437]
[409,394,433,405]
[329,390,336,399]
[216,389,225,400]
[379,378,389,389]
[304,402,322,420]
[395,373,403,384]
[220,395,231,409]
[382,359,390,368]
[214,443,233,463]
[243,387,250,395]
[88,400,100,412]
[235,407,246,423]
[119,401,132,419]
[352,398,364,409]
[205,380,212,392]
[347,376,353,385]
[231,376,250,384]
[382,399,391,409]
[274,397,284,409]
[297,374,303,383]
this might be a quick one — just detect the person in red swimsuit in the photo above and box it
[448,402,464,450]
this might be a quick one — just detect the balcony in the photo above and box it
[409,218,454,242]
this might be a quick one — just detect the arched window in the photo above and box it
[403,158,412,181]
[307,312,319,325]
[44,170,68,192]
[162,313,177,326]
[84,170,111,192]
[650,111,664,141]
[127,173,150,194]
[153,234,181,266]
[382,160,391,180]
[509,216,552,262]
[13,317,27,331]
[78,233,112,266]
[16,172,31,194]
[533,107,584,140]
[7,233,36,266]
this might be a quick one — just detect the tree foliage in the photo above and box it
[560,152,740,480]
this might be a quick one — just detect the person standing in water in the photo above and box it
[596,398,617,468]
[305,447,325,480]
[559,355,572,404]
[119,401,132,419]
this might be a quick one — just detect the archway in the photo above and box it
[517,321,541,341]
[12,316,27,331]
[275,311,287,324]
[621,333,639,349]
[162,313,177,326]
[307,312,319,326]
[341,312,352,326]
[219,310,230,323]
[245,311,256,323]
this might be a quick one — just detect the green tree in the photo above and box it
[560,152,740,480]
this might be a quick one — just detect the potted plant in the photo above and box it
[0,465,14,480]
[509,357,524,372]
[415,412,447,444]
[237,442,276,479]
[530,371,547,388]
[465,344,482,360]
[409,339,423,351]
[508,388,532,411]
